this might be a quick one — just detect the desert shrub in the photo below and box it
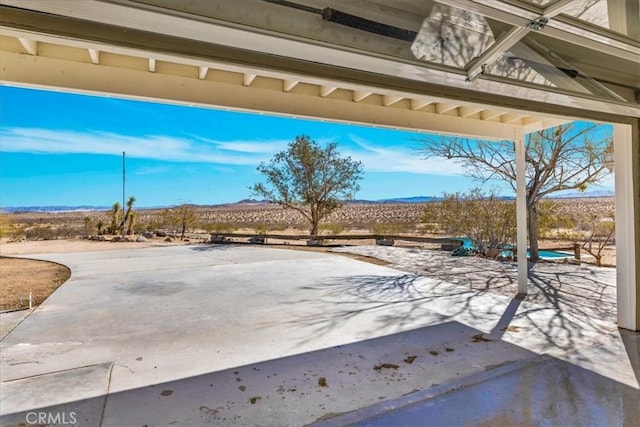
[538,200,578,238]
[423,189,516,253]
[204,222,238,234]
[267,223,288,232]
[0,214,21,239]
[254,224,268,235]
[24,226,55,241]
[371,223,409,236]
[320,223,344,235]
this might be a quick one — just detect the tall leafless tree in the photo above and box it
[417,123,611,261]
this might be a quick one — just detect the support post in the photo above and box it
[614,122,639,331]
[514,128,528,295]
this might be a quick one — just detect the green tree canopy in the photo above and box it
[251,135,364,237]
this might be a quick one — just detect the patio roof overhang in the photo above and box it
[0,0,638,331]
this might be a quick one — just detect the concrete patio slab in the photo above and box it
[322,349,640,427]
[0,244,637,426]
[0,362,112,425]
[0,309,33,340]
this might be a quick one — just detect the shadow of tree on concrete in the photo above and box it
[286,247,618,354]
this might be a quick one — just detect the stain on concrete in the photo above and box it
[199,406,219,415]
[117,281,185,296]
[472,334,493,343]
[373,363,399,371]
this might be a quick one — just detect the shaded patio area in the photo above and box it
[0,245,637,425]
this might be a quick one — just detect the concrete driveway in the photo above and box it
[0,245,637,426]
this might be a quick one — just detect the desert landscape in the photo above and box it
[0,197,616,311]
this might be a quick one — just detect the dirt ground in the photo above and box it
[0,238,192,311]
[0,257,71,311]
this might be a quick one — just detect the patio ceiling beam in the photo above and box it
[198,66,208,80]
[283,79,299,92]
[243,73,257,86]
[88,48,100,65]
[410,99,432,111]
[320,85,337,97]
[353,90,372,102]
[459,106,484,118]
[17,36,37,55]
[383,95,403,107]
[0,50,521,140]
[1,4,638,119]
[435,103,459,114]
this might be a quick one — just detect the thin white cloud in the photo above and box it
[346,135,465,175]
[0,127,284,165]
[192,136,289,154]
[1,127,466,176]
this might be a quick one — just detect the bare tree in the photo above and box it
[581,210,615,266]
[251,135,363,238]
[417,123,610,261]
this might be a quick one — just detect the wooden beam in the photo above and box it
[502,112,528,124]
[243,73,257,86]
[283,79,299,92]
[481,110,504,121]
[0,51,520,140]
[18,37,37,55]
[320,85,337,97]
[410,99,432,111]
[459,106,484,118]
[88,48,100,64]
[382,95,403,107]
[436,103,459,114]
[353,90,372,102]
[198,66,208,80]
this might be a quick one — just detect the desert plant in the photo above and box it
[251,135,364,237]
[371,223,408,236]
[83,216,92,236]
[109,202,121,234]
[581,212,615,266]
[417,123,611,260]
[0,214,20,239]
[320,223,344,235]
[96,220,104,235]
[254,223,268,235]
[126,211,137,236]
[120,196,136,235]
[423,189,516,255]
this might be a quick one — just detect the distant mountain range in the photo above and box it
[1,191,614,213]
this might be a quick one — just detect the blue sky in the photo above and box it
[0,86,613,208]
